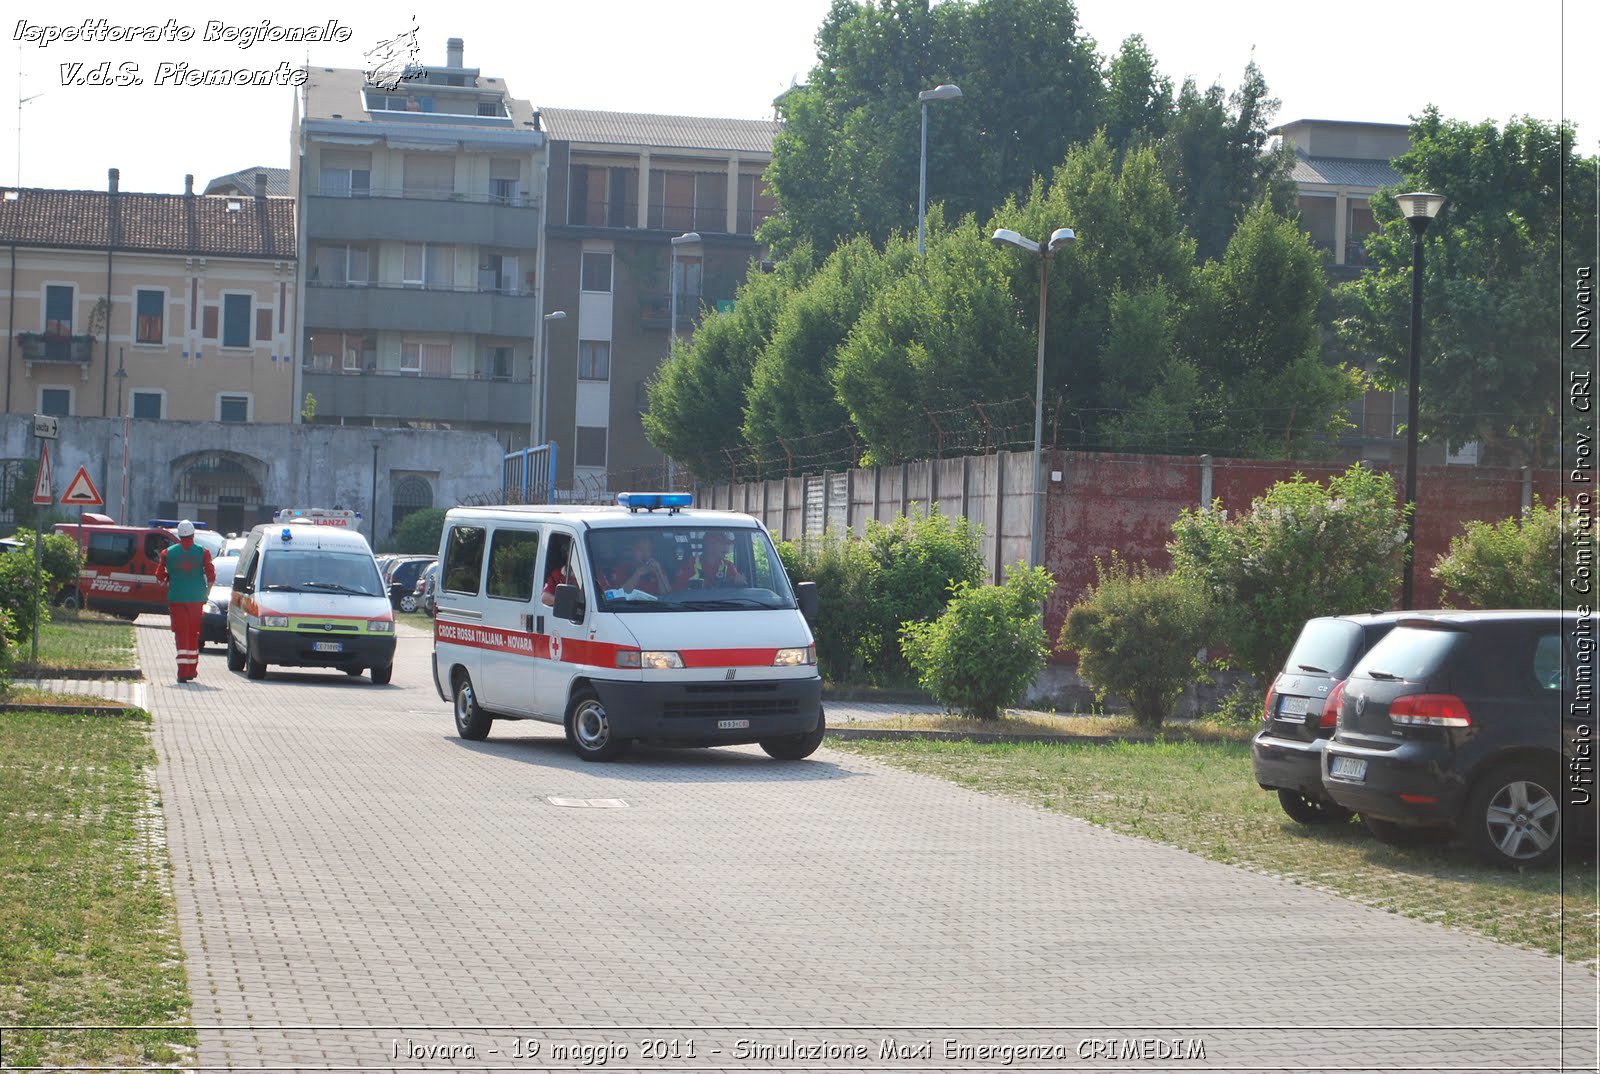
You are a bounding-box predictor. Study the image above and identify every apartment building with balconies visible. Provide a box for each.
[292,38,547,449]
[538,107,778,492]
[0,168,297,425]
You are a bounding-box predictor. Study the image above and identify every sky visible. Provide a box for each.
[2,0,1597,194]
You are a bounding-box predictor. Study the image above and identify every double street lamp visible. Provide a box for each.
[991,226,1077,572]
[917,84,962,255]
[667,231,702,490]
[1396,191,1445,610]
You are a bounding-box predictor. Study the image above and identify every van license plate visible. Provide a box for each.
[313,641,343,653]
[1330,756,1367,781]
[717,719,750,730]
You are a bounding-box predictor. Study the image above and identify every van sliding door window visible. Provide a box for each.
[487,530,540,602]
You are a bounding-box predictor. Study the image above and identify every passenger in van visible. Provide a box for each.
[673,530,746,589]
[606,534,670,596]
[540,556,581,607]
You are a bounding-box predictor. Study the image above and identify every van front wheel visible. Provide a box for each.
[245,631,267,680]
[226,632,245,672]
[566,689,630,762]
[760,707,826,760]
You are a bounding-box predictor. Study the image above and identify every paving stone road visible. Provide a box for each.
[132,620,1595,1073]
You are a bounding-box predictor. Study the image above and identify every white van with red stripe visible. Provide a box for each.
[431,493,823,762]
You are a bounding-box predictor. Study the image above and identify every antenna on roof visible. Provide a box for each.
[16,46,47,186]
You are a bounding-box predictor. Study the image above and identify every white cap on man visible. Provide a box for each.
[176,520,196,537]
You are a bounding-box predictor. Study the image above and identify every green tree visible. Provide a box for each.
[742,235,912,470]
[762,0,1104,257]
[1155,62,1298,262]
[1432,499,1573,609]
[643,261,801,481]
[1059,555,1214,729]
[1168,464,1407,683]
[1335,109,1596,465]
[832,217,1035,463]
[1182,201,1366,456]
[1101,35,1172,148]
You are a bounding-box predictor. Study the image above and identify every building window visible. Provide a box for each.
[650,169,726,233]
[569,164,636,227]
[39,387,71,416]
[403,243,454,288]
[737,173,777,234]
[488,346,513,380]
[318,151,371,197]
[401,341,452,376]
[574,426,608,469]
[391,475,434,532]
[477,100,501,117]
[577,340,611,381]
[133,289,164,344]
[218,394,251,422]
[202,306,218,340]
[313,244,370,285]
[222,294,252,348]
[478,252,520,293]
[44,284,73,336]
[580,251,612,293]
[130,390,164,419]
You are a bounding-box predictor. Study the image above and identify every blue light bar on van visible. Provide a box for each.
[149,519,210,529]
[617,492,693,514]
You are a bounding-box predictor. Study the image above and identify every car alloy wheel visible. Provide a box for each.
[1482,778,1560,863]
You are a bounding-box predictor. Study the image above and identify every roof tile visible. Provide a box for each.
[539,107,777,154]
[0,188,294,258]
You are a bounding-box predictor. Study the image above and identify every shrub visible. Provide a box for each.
[0,608,12,690]
[1432,498,1572,609]
[776,536,878,682]
[9,531,82,600]
[386,508,449,555]
[1058,555,1214,729]
[777,507,982,686]
[0,545,53,644]
[900,564,1055,719]
[1168,463,1406,683]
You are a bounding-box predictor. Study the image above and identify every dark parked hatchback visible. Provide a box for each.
[1253,611,1418,824]
[1322,611,1593,868]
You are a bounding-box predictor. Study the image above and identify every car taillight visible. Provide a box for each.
[1389,693,1471,728]
[1319,680,1346,729]
[1263,685,1277,724]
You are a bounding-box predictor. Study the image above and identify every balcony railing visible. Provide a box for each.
[647,202,729,234]
[306,278,535,297]
[639,292,704,328]
[301,355,524,383]
[317,185,540,208]
[16,333,95,362]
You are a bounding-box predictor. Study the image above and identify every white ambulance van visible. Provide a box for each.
[432,493,823,762]
[226,510,397,683]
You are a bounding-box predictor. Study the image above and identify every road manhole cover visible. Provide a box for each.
[547,797,628,808]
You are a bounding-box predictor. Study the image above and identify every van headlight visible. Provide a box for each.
[615,650,683,669]
[263,615,290,628]
[367,619,394,633]
[773,645,815,666]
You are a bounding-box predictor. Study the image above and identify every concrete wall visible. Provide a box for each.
[0,415,504,545]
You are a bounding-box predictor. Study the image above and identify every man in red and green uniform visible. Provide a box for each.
[156,520,214,683]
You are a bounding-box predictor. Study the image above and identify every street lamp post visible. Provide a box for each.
[667,232,702,490]
[538,310,566,451]
[114,349,128,521]
[918,84,962,256]
[1395,191,1445,610]
[991,226,1077,572]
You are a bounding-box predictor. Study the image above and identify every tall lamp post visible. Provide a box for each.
[991,226,1076,571]
[114,349,128,521]
[538,310,567,452]
[918,84,962,255]
[667,231,702,490]
[1395,191,1445,610]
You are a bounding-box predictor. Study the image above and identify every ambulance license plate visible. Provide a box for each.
[717,719,750,730]
[313,641,344,653]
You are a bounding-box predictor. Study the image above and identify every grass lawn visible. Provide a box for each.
[831,735,1598,965]
[836,709,1255,743]
[396,611,434,632]
[18,614,138,673]
[0,710,194,1069]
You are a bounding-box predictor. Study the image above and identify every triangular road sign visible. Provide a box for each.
[31,443,52,505]
[61,466,104,507]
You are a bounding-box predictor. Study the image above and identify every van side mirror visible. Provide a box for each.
[552,583,582,622]
[795,581,818,621]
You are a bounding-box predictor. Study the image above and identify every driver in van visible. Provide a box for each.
[606,533,670,596]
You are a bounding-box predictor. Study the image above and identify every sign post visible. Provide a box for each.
[61,467,103,616]
[29,435,54,671]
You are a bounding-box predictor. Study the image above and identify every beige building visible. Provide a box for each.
[0,168,297,425]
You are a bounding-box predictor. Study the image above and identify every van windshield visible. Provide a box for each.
[261,550,385,596]
[586,526,796,612]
